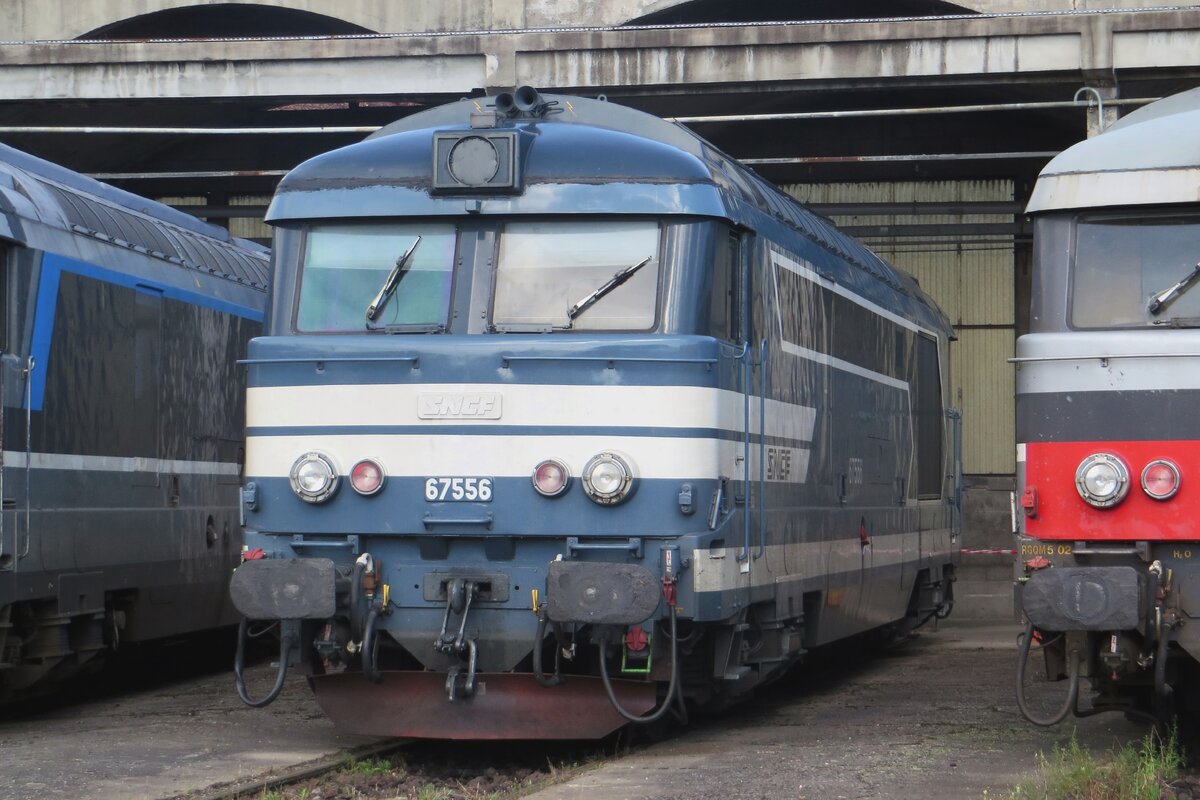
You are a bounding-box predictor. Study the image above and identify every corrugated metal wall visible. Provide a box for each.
[155,195,272,241]
[229,195,272,241]
[783,180,1015,476]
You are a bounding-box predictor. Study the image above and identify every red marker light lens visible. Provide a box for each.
[532,459,570,497]
[1141,460,1180,500]
[350,459,386,496]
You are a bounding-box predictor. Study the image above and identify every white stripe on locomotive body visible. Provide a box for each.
[769,250,921,392]
[770,249,937,338]
[246,384,817,482]
[777,340,910,392]
[691,528,955,593]
[1016,443,1026,464]
[0,450,240,475]
[248,384,814,439]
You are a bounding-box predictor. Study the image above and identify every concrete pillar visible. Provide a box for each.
[1076,82,1120,138]
[1078,14,1120,137]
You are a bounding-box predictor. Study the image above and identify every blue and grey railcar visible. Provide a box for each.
[230,89,959,739]
[0,144,268,699]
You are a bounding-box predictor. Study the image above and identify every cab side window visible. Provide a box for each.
[914,333,944,499]
[709,228,741,342]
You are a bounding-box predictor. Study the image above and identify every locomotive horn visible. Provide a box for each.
[492,92,517,117]
[514,85,544,113]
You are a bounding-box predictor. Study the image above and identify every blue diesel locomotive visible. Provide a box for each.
[230,88,959,739]
[0,145,268,700]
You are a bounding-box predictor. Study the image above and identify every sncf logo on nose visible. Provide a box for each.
[418,392,503,419]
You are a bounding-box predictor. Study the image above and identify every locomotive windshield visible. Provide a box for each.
[492,220,660,331]
[1071,214,1200,327]
[296,223,457,332]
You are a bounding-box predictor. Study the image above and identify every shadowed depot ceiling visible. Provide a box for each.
[0,2,1193,245]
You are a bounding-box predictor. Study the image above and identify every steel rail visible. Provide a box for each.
[166,739,408,800]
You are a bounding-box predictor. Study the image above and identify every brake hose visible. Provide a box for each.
[1155,626,1174,723]
[598,603,681,724]
[533,609,565,687]
[362,606,383,683]
[349,559,367,639]
[234,618,293,708]
[1015,619,1080,726]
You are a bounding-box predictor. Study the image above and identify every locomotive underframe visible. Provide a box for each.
[1016,539,1200,719]
[234,525,955,738]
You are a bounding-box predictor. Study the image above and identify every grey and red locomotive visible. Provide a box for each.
[1016,87,1200,725]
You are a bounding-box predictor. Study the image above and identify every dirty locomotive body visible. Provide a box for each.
[231,89,959,739]
[0,145,268,699]
[1015,88,1200,724]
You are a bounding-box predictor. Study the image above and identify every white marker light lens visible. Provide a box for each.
[289,452,339,504]
[581,452,635,505]
[1075,453,1130,508]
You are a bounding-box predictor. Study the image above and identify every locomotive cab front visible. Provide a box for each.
[1016,90,1200,725]
[232,97,766,738]
[231,89,958,740]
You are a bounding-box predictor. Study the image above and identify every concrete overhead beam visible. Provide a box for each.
[4,0,1193,40]
[1,0,660,41]
[0,9,1196,101]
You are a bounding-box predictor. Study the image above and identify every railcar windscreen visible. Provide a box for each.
[1071,214,1200,327]
[493,220,660,330]
[295,222,457,332]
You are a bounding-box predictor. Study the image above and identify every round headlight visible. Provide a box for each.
[1075,453,1130,508]
[581,452,635,506]
[532,458,571,497]
[1142,459,1181,500]
[350,458,386,496]
[289,451,339,504]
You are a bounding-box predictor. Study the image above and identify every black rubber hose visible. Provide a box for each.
[598,604,681,724]
[1155,627,1174,723]
[362,606,383,683]
[533,611,565,687]
[1015,620,1080,726]
[234,618,292,708]
[349,560,367,639]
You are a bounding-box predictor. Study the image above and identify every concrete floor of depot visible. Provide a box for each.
[525,620,1148,800]
[0,617,1145,800]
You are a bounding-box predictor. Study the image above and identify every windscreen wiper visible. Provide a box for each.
[1148,261,1200,315]
[365,236,422,323]
[566,256,652,321]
